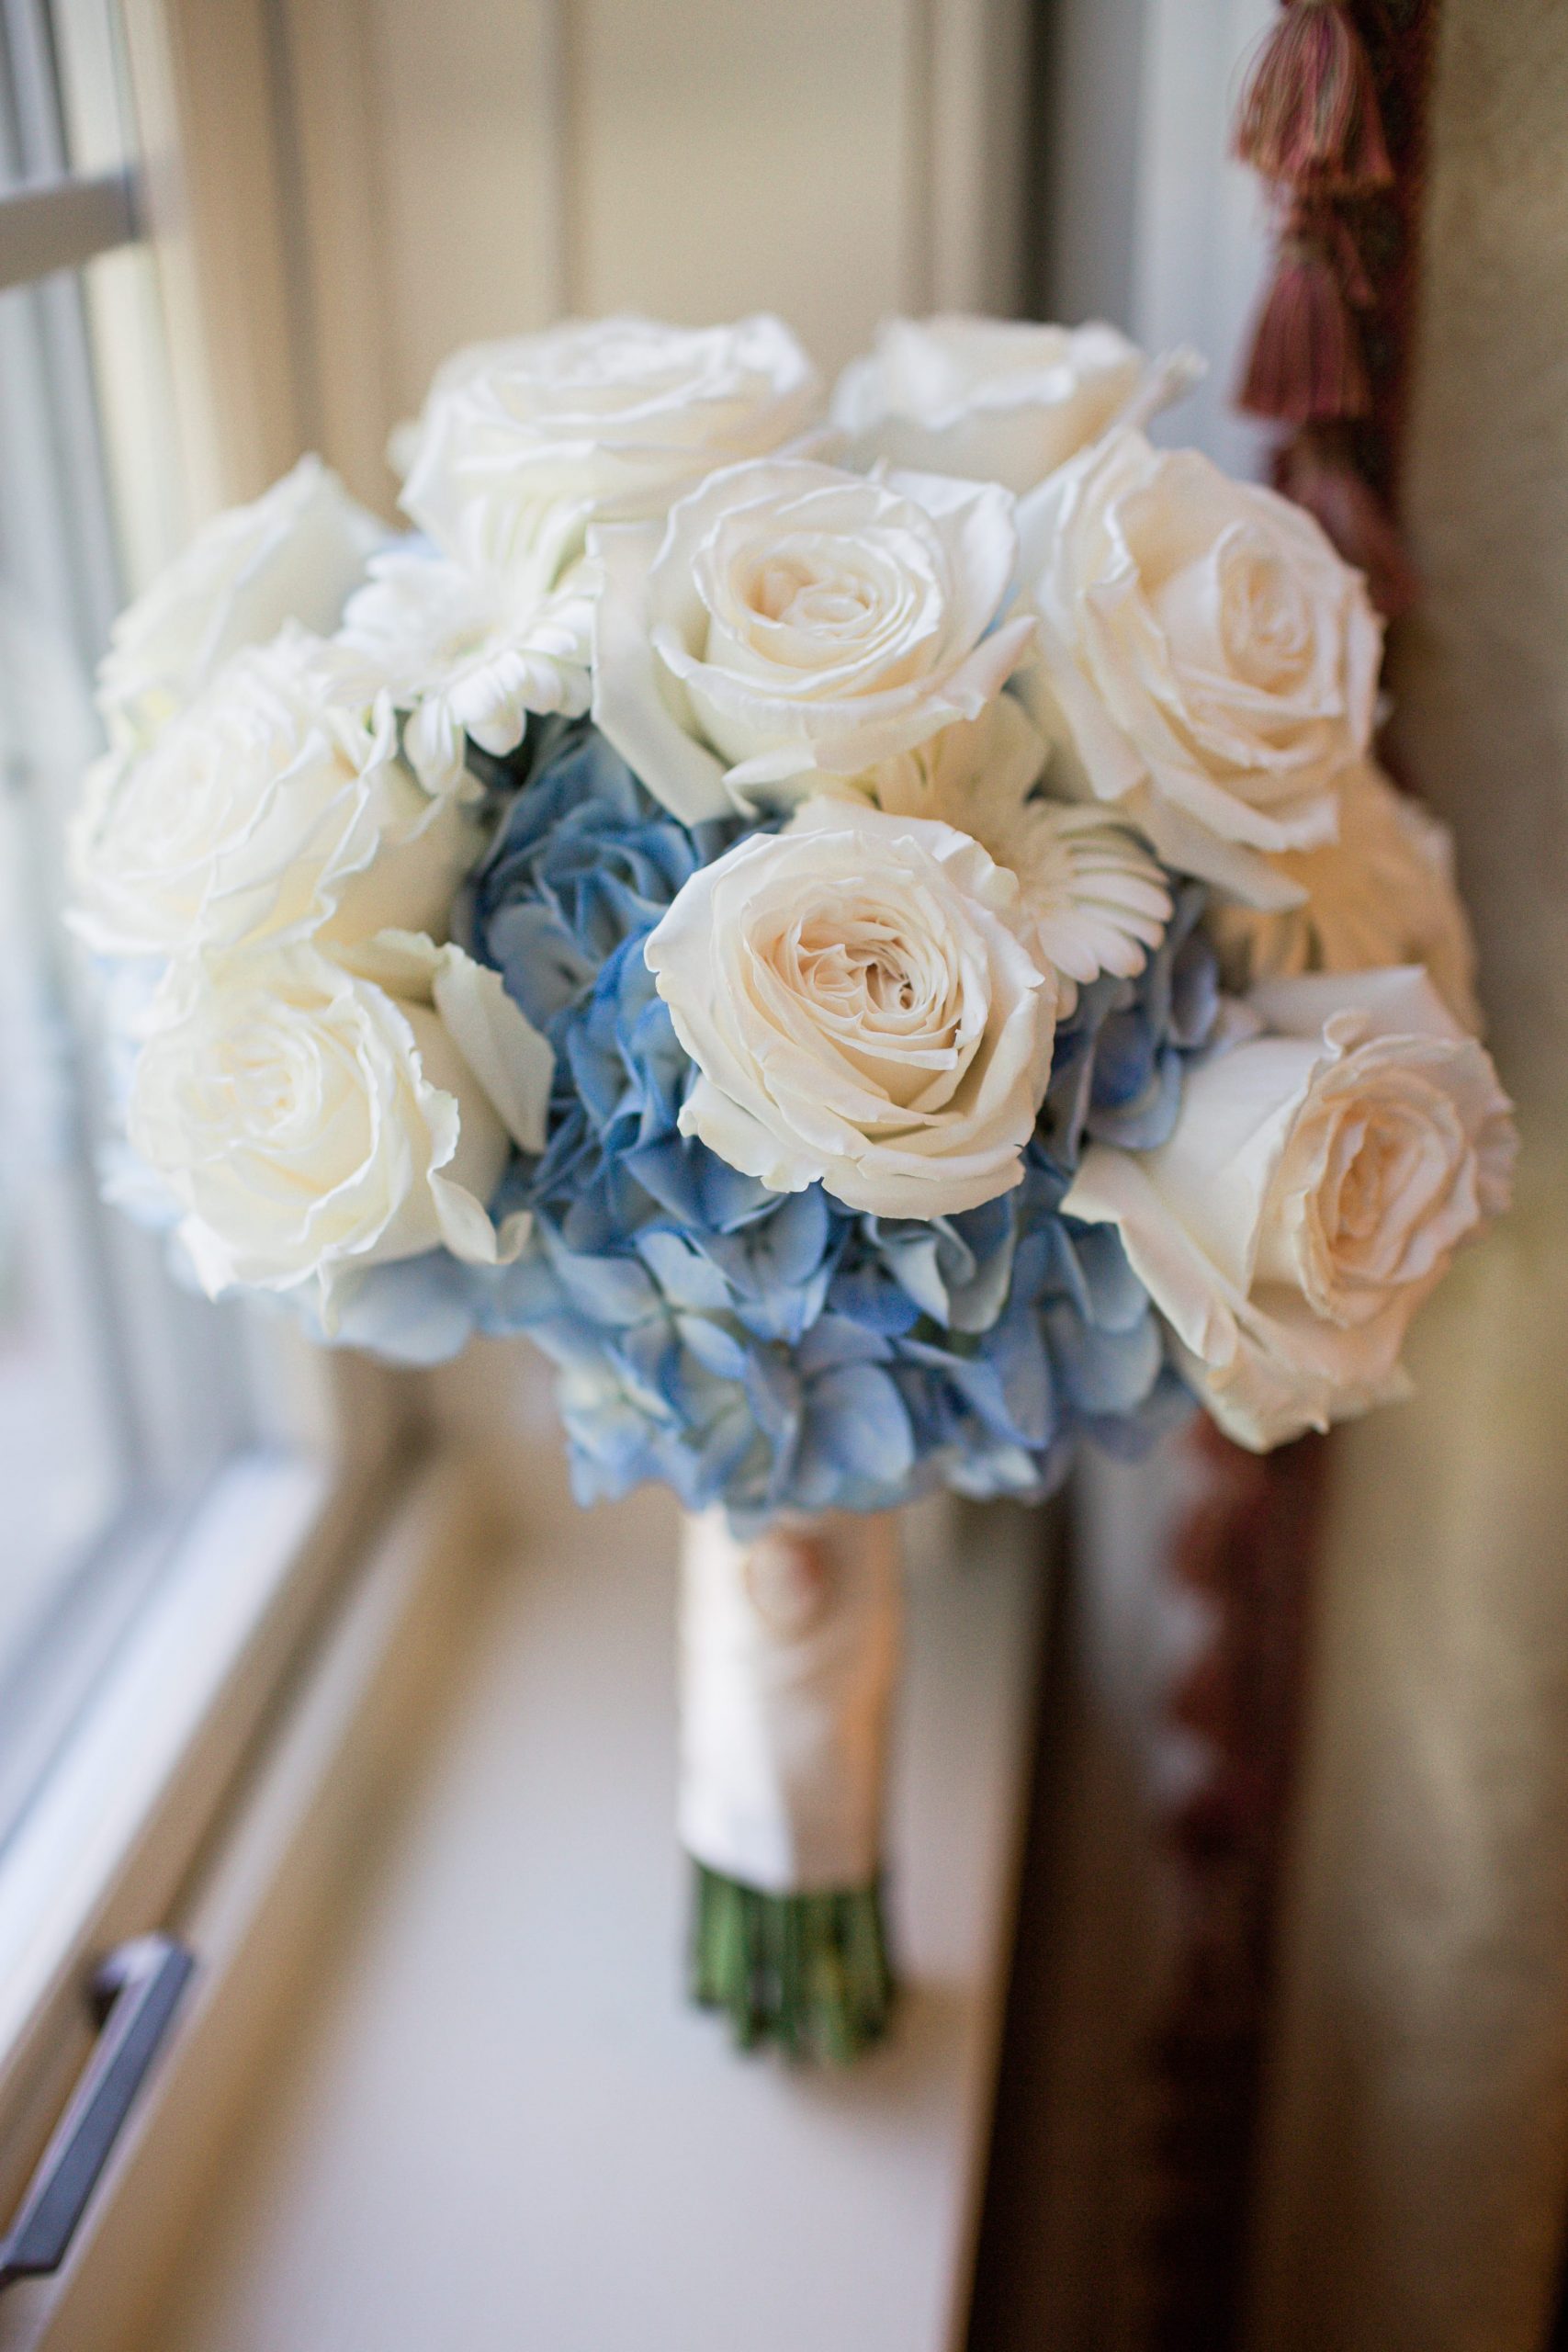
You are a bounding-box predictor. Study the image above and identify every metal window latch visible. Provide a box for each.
[0,1934,194,2293]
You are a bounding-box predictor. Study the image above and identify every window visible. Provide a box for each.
[0,9,403,2205]
[0,0,265,1851]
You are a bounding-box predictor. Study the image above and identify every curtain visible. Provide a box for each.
[1249,5,1568,2344]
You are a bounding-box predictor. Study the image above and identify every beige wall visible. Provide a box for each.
[1251,6,1568,2346]
[276,0,1030,519]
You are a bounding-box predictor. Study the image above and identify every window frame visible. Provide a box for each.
[0,165,137,289]
[0,0,414,2253]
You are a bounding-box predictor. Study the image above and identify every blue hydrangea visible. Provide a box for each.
[1039,881,1220,1175]
[872,1174,1182,1502]
[469,718,740,1031]
[456,719,1196,1523]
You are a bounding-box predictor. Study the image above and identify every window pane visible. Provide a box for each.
[0,11,256,1844]
[0,563,130,1608]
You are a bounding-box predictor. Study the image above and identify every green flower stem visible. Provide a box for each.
[689,1861,896,2064]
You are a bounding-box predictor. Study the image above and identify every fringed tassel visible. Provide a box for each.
[1238,232,1370,424]
[1273,432,1419,616]
[1235,0,1393,193]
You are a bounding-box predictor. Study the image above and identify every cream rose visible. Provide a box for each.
[1207,758,1482,1031]
[129,943,548,1312]
[592,457,1037,824]
[1015,428,1382,907]
[69,629,475,959]
[96,457,383,748]
[399,313,822,574]
[1062,967,1516,1449]
[829,695,1171,1011]
[831,315,1196,493]
[643,799,1055,1217]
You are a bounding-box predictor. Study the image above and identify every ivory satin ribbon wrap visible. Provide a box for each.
[677,1510,901,1895]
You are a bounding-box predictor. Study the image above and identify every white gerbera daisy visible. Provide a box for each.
[340,547,592,796]
[839,695,1171,1012]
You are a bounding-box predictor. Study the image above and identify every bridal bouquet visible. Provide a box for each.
[71,312,1514,2061]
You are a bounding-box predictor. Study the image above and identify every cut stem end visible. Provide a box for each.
[689,1862,897,2065]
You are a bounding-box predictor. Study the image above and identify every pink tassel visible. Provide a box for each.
[1235,0,1393,194]
[1273,435,1419,616]
[1237,236,1370,424]
[1319,204,1375,307]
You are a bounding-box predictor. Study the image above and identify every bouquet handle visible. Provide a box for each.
[678,1510,901,2063]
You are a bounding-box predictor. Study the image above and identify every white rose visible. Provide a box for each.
[69,628,476,959]
[831,315,1198,493]
[1207,757,1482,1031]
[1063,967,1516,1449]
[643,798,1055,1217]
[399,313,822,574]
[1016,427,1382,907]
[338,926,555,1161]
[96,457,383,748]
[128,942,549,1312]
[828,695,1171,1012]
[592,457,1037,824]
[339,544,593,795]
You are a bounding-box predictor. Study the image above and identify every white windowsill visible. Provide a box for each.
[0,1449,332,2116]
[118,1466,1049,2352]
